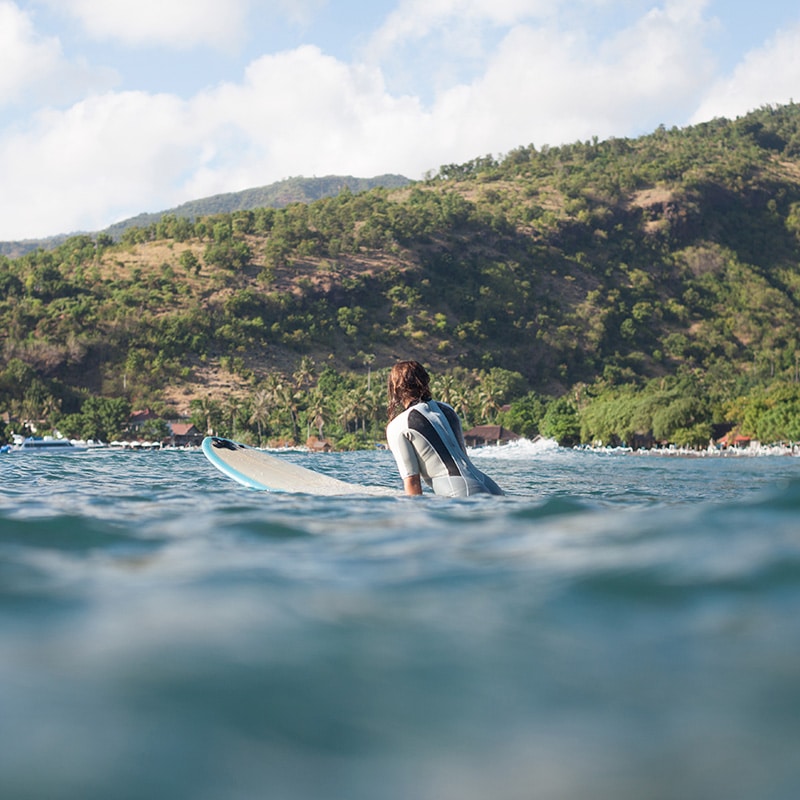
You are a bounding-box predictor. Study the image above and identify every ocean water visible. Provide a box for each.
[1,442,800,800]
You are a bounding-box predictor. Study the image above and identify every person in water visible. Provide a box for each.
[386,360,504,497]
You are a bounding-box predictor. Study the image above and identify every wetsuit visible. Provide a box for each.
[386,401,504,497]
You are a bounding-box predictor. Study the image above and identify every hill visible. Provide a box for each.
[2,104,800,447]
[0,173,411,258]
[0,233,75,259]
[101,173,411,240]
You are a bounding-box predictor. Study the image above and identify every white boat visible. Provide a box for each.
[10,436,86,452]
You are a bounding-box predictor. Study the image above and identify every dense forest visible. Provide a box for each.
[2,103,800,448]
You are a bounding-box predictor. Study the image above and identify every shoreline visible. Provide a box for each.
[578,443,800,458]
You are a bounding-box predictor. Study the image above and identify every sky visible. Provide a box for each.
[2,0,800,241]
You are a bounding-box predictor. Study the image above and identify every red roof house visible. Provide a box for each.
[463,425,520,447]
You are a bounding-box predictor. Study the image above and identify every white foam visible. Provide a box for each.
[467,437,562,460]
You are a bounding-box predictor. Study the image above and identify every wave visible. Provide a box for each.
[467,437,562,460]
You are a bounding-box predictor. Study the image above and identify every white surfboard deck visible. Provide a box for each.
[202,436,399,496]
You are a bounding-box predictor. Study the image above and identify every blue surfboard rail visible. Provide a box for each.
[202,436,400,496]
[201,436,287,491]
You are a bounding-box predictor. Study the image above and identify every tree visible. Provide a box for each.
[476,374,501,423]
[732,382,800,442]
[432,373,457,405]
[337,388,360,434]
[141,419,170,442]
[501,392,549,438]
[221,397,242,439]
[249,389,271,445]
[276,382,300,443]
[293,356,316,391]
[190,396,222,436]
[179,250,201,275]
[357,352,376,391]
[0,359,37,399]
[652,395,710,445]
[451,385,473,429]
[540,398,580,446]
[305,389,328,440]
[361,382,384,434]
[78,396,131,441]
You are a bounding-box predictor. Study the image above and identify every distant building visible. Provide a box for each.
[306,437,333,452]
[463,425,520,447]
[128,408,158,433]
[167,422,203,447]
[718,431,752,448]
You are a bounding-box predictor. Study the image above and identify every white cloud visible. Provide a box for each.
[601,0,713,115]
[0,47,432,238]
[366,0,558,79]
[0,91,197,237]
[0,0,772,241]
[45,0,253,50]
[0,1,66,105]
[691,23,800,123]
[0,1,117,110]
[369,0,554,56]
[428,0,714,156]
[180,46,431,199]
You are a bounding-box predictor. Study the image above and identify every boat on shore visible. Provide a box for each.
[7,436,86,453]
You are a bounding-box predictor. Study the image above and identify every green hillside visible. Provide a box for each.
[2,104,800,448]
[102,173,411,240]
[0,174,411,258]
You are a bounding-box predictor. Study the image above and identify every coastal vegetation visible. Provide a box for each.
[2,103,800,448]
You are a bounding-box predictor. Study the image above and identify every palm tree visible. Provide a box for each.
[432,373,456,406]
[362,381,384,433]
[276,382,300,443]
[452,386,472,429]
[249,389,270,445]
[192,396,220,436]
[222,397,241,438]
[353,390,372,434]
[306,389,328,441]
[477,376,500,423]
[360,352,376,391]
[261,373,299,443]
[293,356,316,391]
[338,389,360,434]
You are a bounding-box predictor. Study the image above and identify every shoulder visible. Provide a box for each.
[387,408,411,436]
[433,401,461,425]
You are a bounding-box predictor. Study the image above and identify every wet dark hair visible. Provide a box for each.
[388,360,432,419]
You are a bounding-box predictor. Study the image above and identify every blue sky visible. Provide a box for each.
[2,0,800,240]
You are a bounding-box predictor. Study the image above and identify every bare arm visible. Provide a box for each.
[403,475,423,496]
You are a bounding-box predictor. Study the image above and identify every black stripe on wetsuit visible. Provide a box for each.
[438,404,463,444]
[407,408,461,478]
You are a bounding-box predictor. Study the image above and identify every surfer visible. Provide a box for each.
[386,360,504,497]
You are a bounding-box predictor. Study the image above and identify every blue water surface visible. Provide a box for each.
[1,443,800,800]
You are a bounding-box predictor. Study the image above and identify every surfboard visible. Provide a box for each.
[201,436,399,496]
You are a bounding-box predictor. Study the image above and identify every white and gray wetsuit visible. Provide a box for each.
[386,401,504,497]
